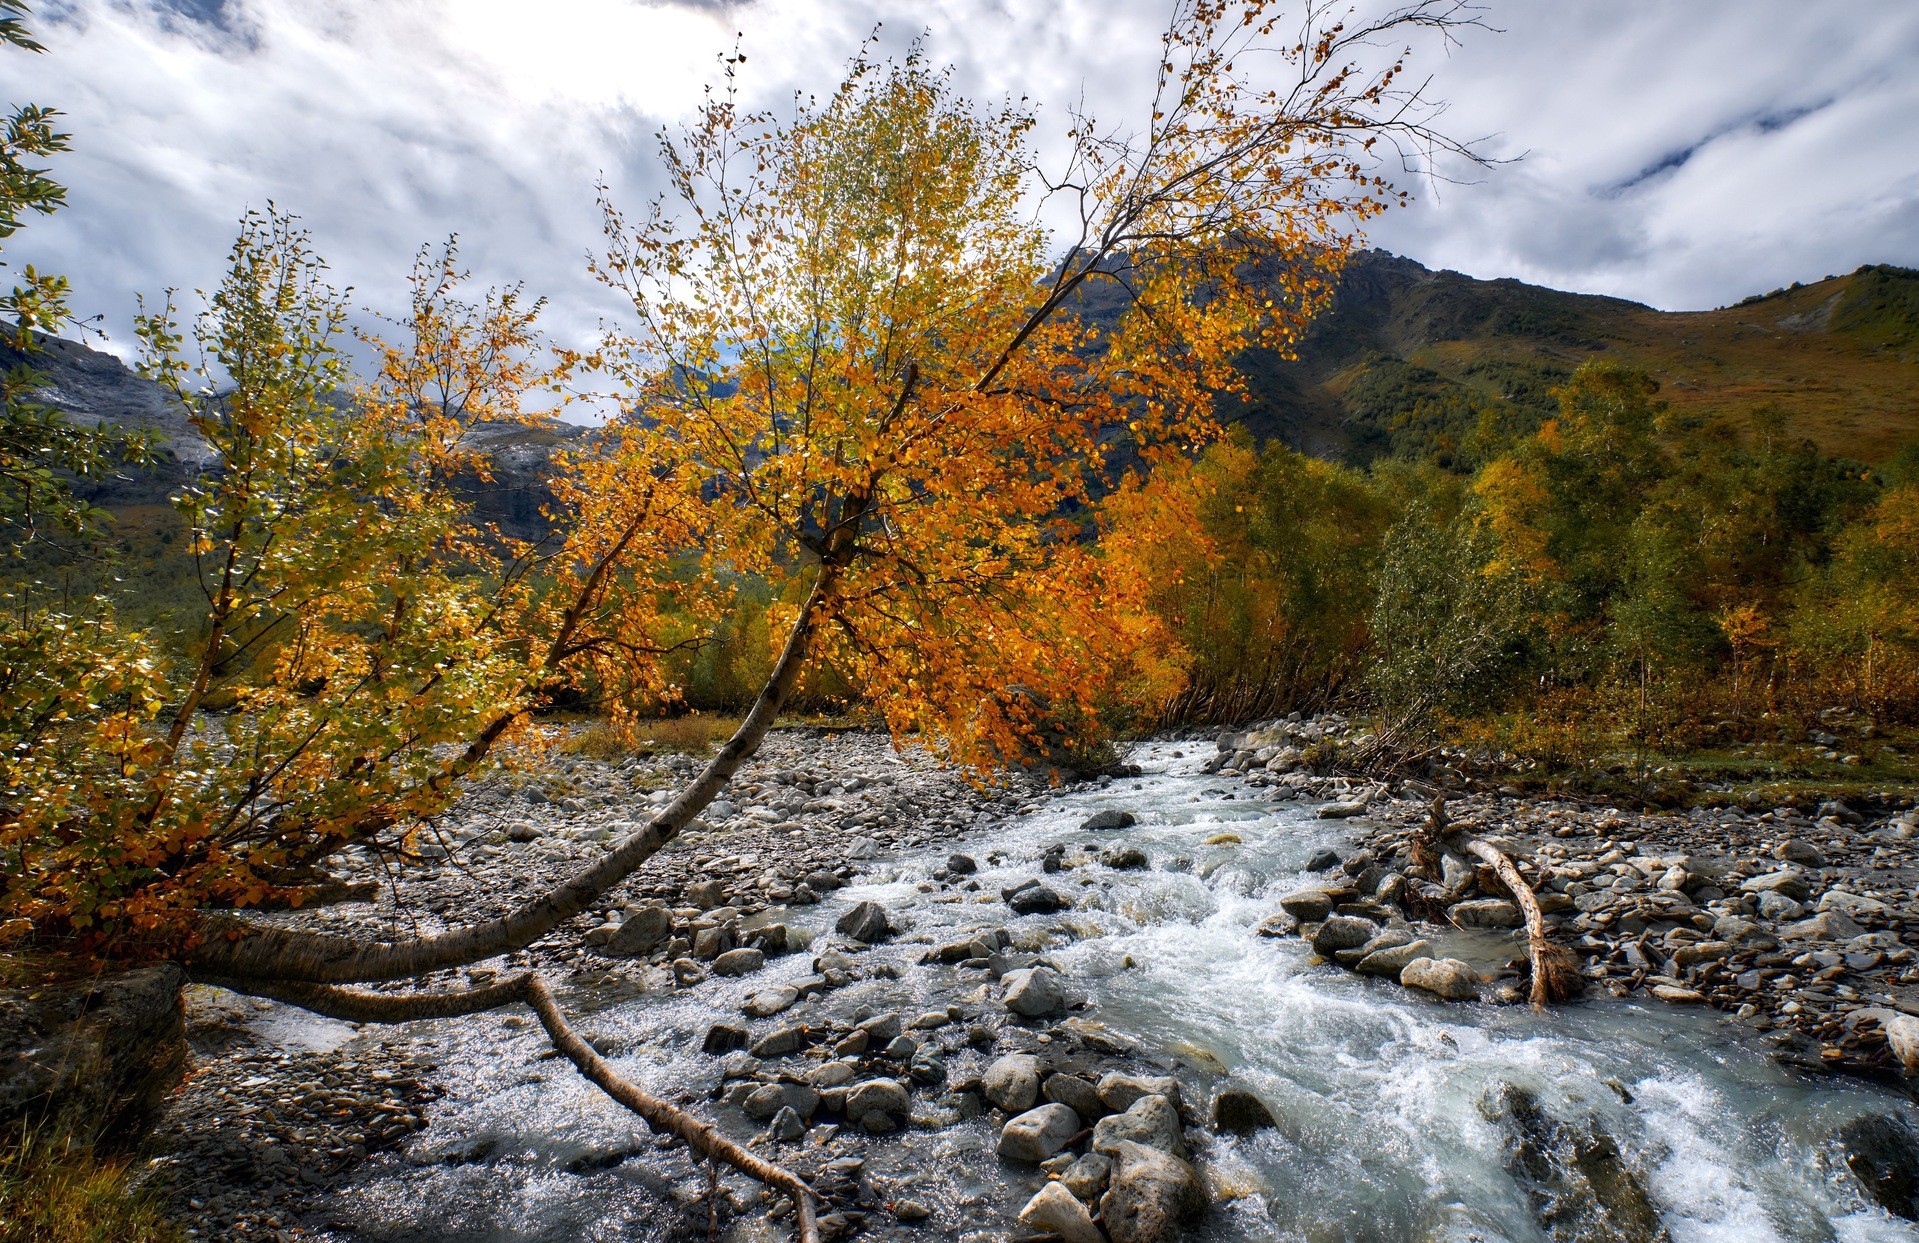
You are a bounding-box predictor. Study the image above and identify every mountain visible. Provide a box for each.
[1229,253,1919,466]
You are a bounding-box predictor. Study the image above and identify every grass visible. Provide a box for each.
[0,1133,182,1243]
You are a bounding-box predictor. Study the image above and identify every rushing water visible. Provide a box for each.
[314,741,1919,1242]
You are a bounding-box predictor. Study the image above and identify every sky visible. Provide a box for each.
[12,0,1919,360]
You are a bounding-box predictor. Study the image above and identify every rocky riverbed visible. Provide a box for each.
[148,723,1919,1242]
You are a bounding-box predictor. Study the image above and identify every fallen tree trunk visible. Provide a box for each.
[212,971,821,1243]
[1455,837,1581,1009]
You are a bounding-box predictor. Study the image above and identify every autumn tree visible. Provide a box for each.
[5,4,1484,1234]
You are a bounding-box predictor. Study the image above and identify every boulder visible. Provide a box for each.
[1400,957,1479,1001]
[1044,1073,1109,1122]
[1311,915,1376,955]
[1098,1071,1181,1113]
[836,900,893,943]
[1354,939,1432,978]
[1819,889,1891,917]
[1884,1014,1919,1076]
[1003,967,1068,1017]
[712,947,766,977]
[947,853,978,875]
[1018,1181,1105,1243]
[1449,899,1522,930]
[982,1054,1041,1113]
[742,986,800,1018]
[1009,884,1070,915]
[602,903,673,957]
[1094,1093,1188,1160]
[1210,1084,1277,1135]
[1780,910,1863,942]
[1835,1112,1919,1220]
[1099,1139,1205,1243]
[1740,869,1812,902]
[1304,848,1341,871]
[998,1102,1081,1163]
[702,1022,749,1054]
[687,878,728,909]
[1081,810,1137,831]
[844,1078,911,1130]
[743,1082,818,1121]
[748,1025,804,1058]
[1773,840,1828,867]
[1278,890,1337,922]
[1101,846,1151,870]
[1317,799,1369,820]
[1479,1081,1665,1242]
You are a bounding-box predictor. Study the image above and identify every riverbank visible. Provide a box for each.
[143,724,1919,1241]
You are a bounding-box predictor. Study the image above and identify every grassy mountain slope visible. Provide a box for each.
[1234,253,1919,466]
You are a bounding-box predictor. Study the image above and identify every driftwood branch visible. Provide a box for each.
[1454,838,1581,1009]
[206,971,821,1243]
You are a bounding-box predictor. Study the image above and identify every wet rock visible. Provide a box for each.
[983,1054,1042,1116]
[1780,910,1863,942]
[1093,1093,1188,1160]
[687,878,728,909]
[767,1105,805,1142]
[1062,1151,1112,1200]
[1834,1113,1919,1220]
[742,986,800,1018]
[1449,898,1522,930]
[1317,799,1369,820]
[1884,1015,1919,1075]
[743,1082,818,1122]
[1399,957,1479,1001]
[1478,1082,1668,1243]
[1101,845,1151,870]
[1003,967,1067,1017]
[808,1061,858,1088]
[1278,889,1336,922]
[749,1025,804,1058]
[1312,915,1377,955]
[1354,939,1432,978]
[1009,884,1070,915]
[1081,810,1137,831]
[1098,1072,1181,1114]
[836,900,893,943]
[602,903,673,957]
[998,1102,1081,1163]
[1210,1084,1277,1135]
[703,1022,749,1055]
[1043,1073,1109,1122]
[857,1012,904,1043]
[1254,911,1298,938]
[1818,889,1890,918]
[672,958,708,986]
[947,853,978,875]
[844,1078,911,1131]
[1773,840,1827,867]
[1018,1181,1104,1243]
[713,947,766,977]
[1305,847,1341,871]
[1740,869,1811,902]
[1204,832,1242,846]
[1099,1139,1205,1243]
[894,1198,933,1223]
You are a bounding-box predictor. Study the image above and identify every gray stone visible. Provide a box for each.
[1098,1071,1181,1113]
[767,1105,805,1142]
[687,878,728,909]
[1017,1181,1105,1243]
[1278,890,1335,922]
[1009,884,1069,915]
[1354,939,1432,978]
[1093,1093,1187,1160]
[1081,810,1137,831]
[742,986,800,1018]
[702,1022,749,1055]
[602,903,672,956]
[1305,847,1341,871]
[1043,1073,1109,1122]
[1317,799,1369,820]
[749,1025,804,1058]
[1311,915,1376,955]
[743,1082,818,1121]
[1211,1084,1277,1135]
[1099,1139,1205,1243]
[998,1102,1081,1163]
[1400,957,1479,1001]
[1834,1113,1919,1220]
[1101,845,1150,870]
[982,1054,1041,1113]
[1061,1151,1112,1200]
[712,947,766,977]
[1449,898,1522,930]
[1003,966,1067,1017]
[947,853,978,875]
[1741,869,1812,902]
[1774,840,1828,867]
[836,900,893,943]
[1781,910,1864,942]
[844,1078,911,1128]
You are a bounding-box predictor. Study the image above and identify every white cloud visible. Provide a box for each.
[10,0,1919,369]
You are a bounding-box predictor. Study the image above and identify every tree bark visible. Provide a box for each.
[1455,837,1581,1009]
[187,562,841,984]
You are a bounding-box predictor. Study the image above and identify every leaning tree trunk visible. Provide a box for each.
[1455,837,1581,1008]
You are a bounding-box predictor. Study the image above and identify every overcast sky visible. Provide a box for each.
[14,0,1919,360]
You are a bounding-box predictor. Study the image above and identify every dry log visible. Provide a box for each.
[208,972,820,1243]
[1455,838,1582,1008]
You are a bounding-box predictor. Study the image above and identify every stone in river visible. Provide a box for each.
[1305,847,1341,871]
[1043,1072,1108,1122]
[1018,1182,1105,1243]
[748,1025,803,1057]
[1399,957,1479,1001]
[1002,966,1067,1017]
[712,947,766,977]
[743,1082,818,1121]
[836,899,893,943]
[702,1022,749,1054]
[1081,810,1137,831]
[844,1078,911,1130]
[742,986,800,1018]
[946,853,978,875]
[602,903,673,957]
[1097,1072,1181,1114]
[1316,800,1369,820]
[1449,898,1522,930]
[1008,884,1069,915]
[1100,1139,1204,1243]
[1211,1084,1277,1135]
[1833,1112,1919,1220]
[1278,889,1336,922]
[997,1102,1080,1163]
[982,1054,1041,1113]
[1652,984,1705,1004]
[687,878,727,909]
[1100,845,1150,870]
[1061,1151,1112,1200]
[1093,1093,1188,1160]
[1354,939,1431,978]
[767,1105,805,1142]
[1311,915,1376,955]
[1740,869,1812,902]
